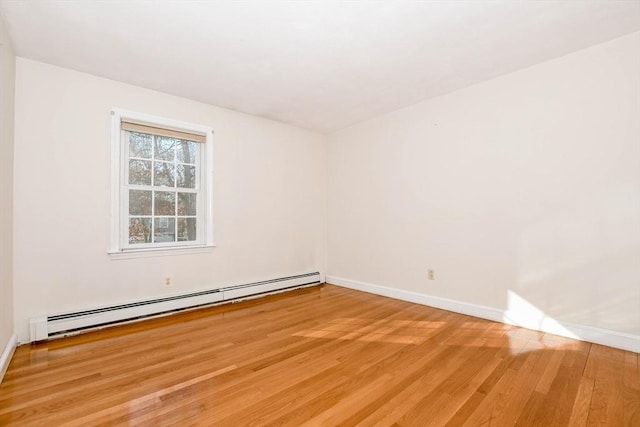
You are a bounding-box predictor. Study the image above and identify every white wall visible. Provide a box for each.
[328,32,640,336]
[0,14,16,373]
[9,31,640,347]
[13,59,327,342]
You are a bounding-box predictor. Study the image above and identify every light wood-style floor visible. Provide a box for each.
[1,284,638,426]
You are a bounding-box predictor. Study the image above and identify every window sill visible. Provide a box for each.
[108,245,215,260]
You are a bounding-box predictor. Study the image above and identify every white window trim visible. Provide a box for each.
[109,108,214,259]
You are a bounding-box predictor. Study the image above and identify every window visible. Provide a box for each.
[110,109,214,258]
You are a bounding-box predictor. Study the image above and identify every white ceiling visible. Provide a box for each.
[1,1,639,133]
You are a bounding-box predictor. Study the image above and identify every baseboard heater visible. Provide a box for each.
[29,272,321,342]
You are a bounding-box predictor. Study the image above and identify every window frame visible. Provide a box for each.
[109,108,214,259]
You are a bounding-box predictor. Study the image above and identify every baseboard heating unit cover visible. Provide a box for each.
[29,272,321,341]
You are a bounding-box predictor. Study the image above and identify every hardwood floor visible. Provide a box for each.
[1,284,638,426]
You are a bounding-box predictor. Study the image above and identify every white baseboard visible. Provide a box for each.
[0,333,17,383]
[27,272,322,342]
[327,275,640,354]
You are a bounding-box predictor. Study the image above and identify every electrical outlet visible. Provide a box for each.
[164,276,172,287]
[428,270,435,280]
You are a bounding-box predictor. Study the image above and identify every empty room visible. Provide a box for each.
[0,0,639,425]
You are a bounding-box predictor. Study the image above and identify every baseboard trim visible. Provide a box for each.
[327,275,640,353]
[0,333,17,383]
[28,272,321,342]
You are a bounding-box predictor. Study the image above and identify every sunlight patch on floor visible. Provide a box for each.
[293,318,446,345]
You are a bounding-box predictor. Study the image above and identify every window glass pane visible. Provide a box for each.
[177,140,197,164]
[178,193,197,216]
[129,190,152,215]
[178,218,197,241]
[154,136,176,161]
[154,191,176,215]
[154,218,176,242]
[129,218,151,244]
[176,165,196,188]
[118,114,210,250]
[128,159,152,185]
[129,132,152,159]
[153,162,175,187]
